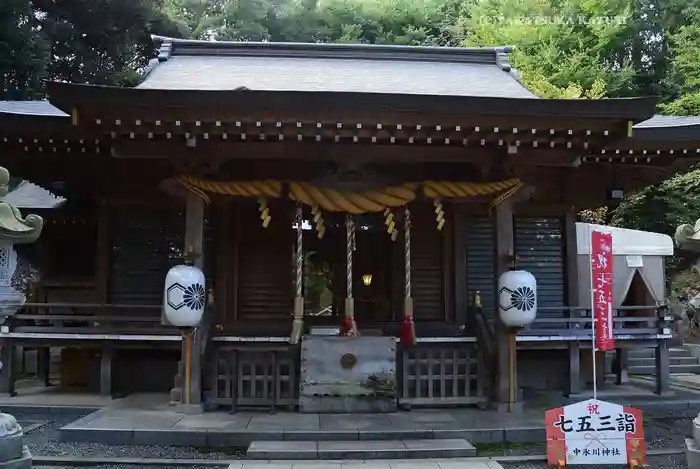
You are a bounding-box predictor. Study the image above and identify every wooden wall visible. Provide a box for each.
[18,154,589,333]
[213,199,456,331]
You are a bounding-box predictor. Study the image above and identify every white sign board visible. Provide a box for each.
[546,399,645,467]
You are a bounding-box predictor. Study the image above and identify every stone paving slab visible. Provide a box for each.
[58,394,548,447]
[226,460,503,469]
[247,439,477,460]
[59,402,547,447]
[0,383,112,409]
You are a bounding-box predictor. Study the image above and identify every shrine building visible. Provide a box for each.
[0,37,698,412]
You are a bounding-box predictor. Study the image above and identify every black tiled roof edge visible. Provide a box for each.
[146,35,527,93]
[0,100,67,117]
[150,35,515,68]
[139,39,174,83]
[633,115,700,141]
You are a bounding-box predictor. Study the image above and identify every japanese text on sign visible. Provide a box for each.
[591,230,614,351]
[545,399,646,467]
[552,411,637,434]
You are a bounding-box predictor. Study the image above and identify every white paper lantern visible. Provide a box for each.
[164,265,206,327]
[498,270,537,328]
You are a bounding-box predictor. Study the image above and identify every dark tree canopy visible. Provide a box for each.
[0,0,185,98]
[0,0,48,99]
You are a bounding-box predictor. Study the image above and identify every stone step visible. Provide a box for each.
[629,364,700,375]
[628,356,699,367]
[628,348,690,359]
[284,428,492,442]
[246,439,477,460]
[227,459,503,469]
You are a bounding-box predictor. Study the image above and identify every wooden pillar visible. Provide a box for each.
[564,212,581,395]
[0,338,16,396]
[494,199,517,411]
[613,348,629,385]
[95,199,111,303]
[185,193,205,406]
[100,344,113,396]
[214,201,231,329]
[655,339,671,395]
[453,204,468,327]
[442,203,455,323]
[38,347,51,387]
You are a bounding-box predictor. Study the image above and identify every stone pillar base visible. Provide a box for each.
[489,400,523,413]
[687,438,700,469]
[0,445,31,469]
[176,403,204,415]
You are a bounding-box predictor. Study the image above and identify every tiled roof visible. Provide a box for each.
[634,115,700,128]
[0,100,67,117]
[633,115,700,140]
[137,36,538,99]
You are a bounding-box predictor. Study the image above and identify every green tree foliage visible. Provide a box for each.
[0,0,48,99]
[4,0,700,101]
[660,92,700,115]
[610,169,700,271]
[164,0,465,45]
[659,10,700,115]
[458,0,700,99]
[1,0,184,97]
[32,0,185,87]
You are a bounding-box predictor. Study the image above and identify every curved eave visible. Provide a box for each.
[47,81,658,121]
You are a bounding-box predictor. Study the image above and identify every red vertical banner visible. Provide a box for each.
[623,405,646,467]
[591,230,615,351]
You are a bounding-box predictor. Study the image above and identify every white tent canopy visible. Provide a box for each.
[575,223,674,308]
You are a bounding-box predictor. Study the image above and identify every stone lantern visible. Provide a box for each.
[0,166,64,468]
[0,176,44,323]
[676,219,700,468]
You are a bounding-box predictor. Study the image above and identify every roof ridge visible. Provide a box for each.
[150,35,514,65]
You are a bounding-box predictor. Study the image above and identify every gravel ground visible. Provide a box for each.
[497,407,698,469]
[18,412,240,461]
[34,467,226,469]
[12,407,700,469]
[502,454,687,469]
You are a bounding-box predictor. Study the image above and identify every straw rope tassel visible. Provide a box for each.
[342,214,358,336]
[290,206,305,344]
[401,206,416,345]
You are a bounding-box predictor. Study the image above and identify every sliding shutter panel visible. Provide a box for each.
[514,217,565,328]
[466,216,496,317]
[110,207,184,305]
[411,205,445,321]
[236,202,293,320]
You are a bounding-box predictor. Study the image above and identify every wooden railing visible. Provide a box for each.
[0,303,180,397]
[209,343,299,411]
[520,304,672,339]
[5,303,178,336]
[467,293,495,402]
[398,340,489,407]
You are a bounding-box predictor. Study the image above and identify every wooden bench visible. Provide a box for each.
[518,304,672,344]
[0,303,181,397]
[516,304,673,395]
